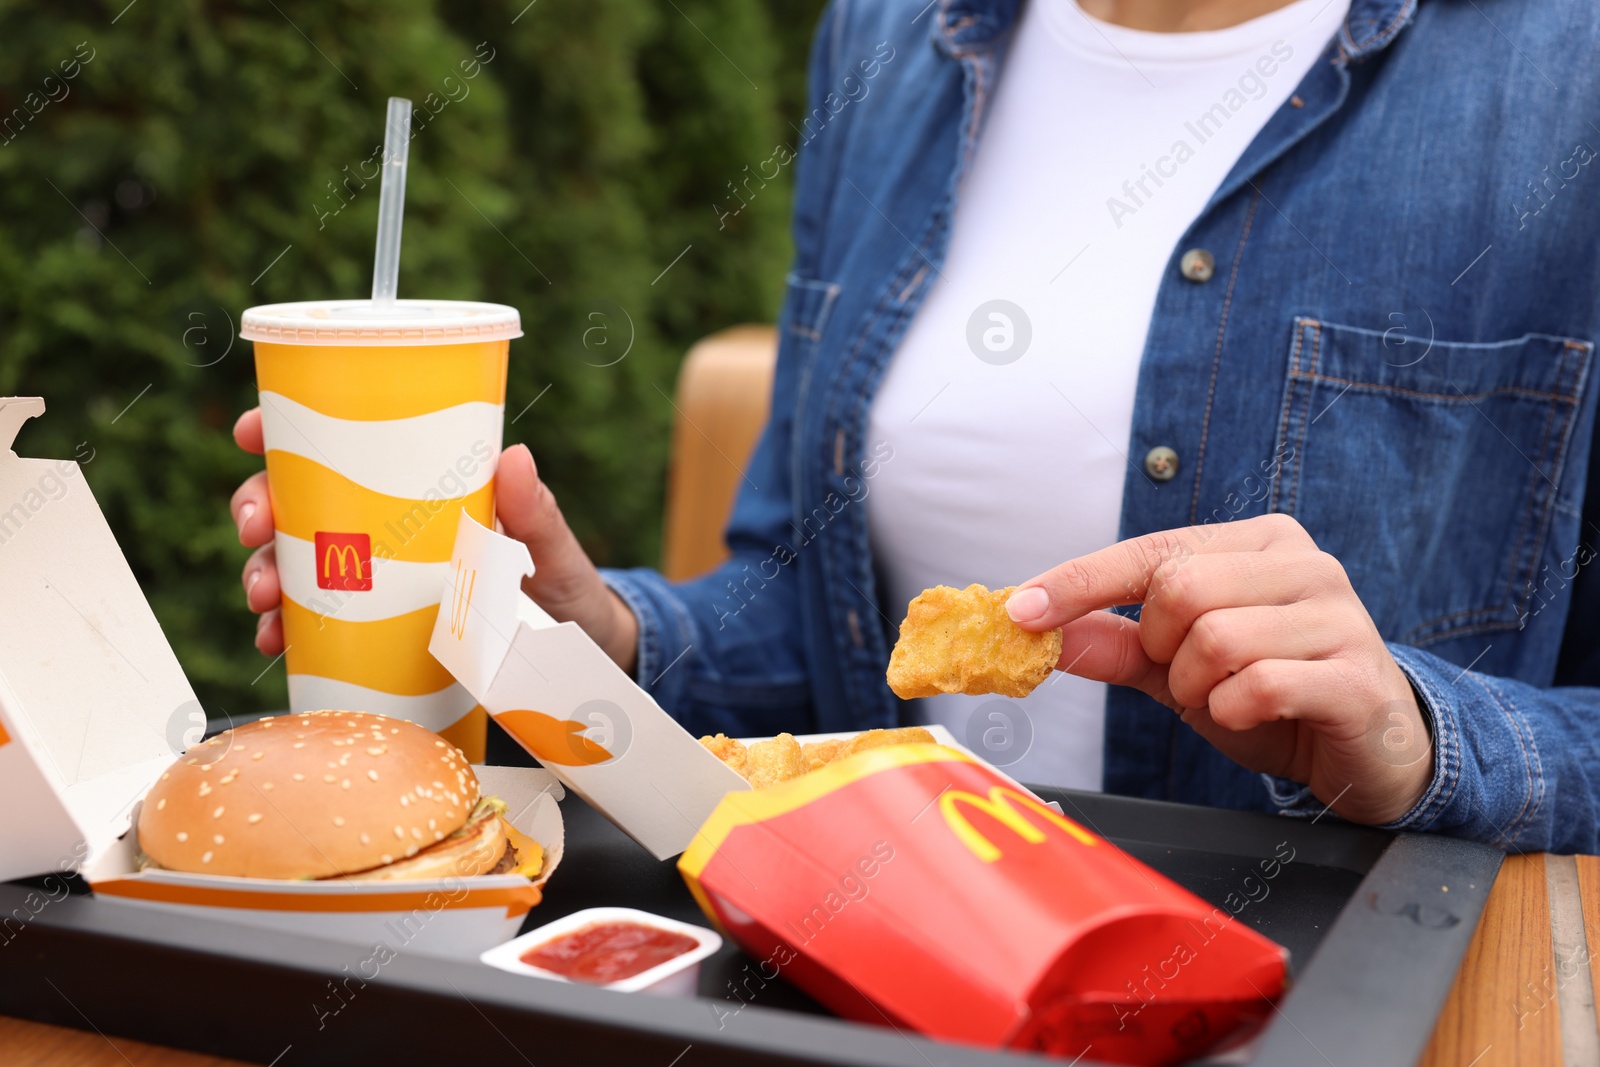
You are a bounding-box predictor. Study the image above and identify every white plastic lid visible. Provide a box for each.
[240,299,523,346]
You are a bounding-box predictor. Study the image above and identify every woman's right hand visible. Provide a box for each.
[231,408,639,674]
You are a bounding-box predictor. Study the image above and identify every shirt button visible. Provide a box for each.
[1179,248,1215,282]
[1144,446,1179,481]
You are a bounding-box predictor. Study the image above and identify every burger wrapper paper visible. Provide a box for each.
[679,744,1288,1066]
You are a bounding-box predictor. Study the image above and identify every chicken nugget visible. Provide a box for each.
[886,584,1061,699]
[843,726,938,756]
[800,738,848,771]
[744,732,808,789]
[700,734,749,779]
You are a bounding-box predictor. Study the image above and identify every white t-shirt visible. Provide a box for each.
[866,0,1350,787]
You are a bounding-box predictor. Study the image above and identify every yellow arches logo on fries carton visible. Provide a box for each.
[0,398,563,959]
[939,784,1098,862]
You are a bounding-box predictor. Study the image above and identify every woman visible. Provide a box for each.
[232,0,1600,852]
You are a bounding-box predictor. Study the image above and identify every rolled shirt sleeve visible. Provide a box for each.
[1257,644,1600,853]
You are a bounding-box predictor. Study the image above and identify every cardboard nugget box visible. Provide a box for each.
[0,398,562,960]
[428,510,750,860]
[678,744,1290,1067]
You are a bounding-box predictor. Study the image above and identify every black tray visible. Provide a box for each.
[0,759,1500,1067]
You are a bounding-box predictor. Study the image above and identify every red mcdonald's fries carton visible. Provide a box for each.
[678,744,1288,1066]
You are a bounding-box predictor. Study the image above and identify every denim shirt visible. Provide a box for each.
[603,0,1600,853]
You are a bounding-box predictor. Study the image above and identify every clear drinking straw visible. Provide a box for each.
[370,97,412,305]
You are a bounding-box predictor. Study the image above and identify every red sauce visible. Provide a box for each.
[521,921,699,985]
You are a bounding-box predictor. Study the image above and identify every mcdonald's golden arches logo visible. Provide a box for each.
[314,531,372,591]
[449,557,477,640]
[939,785,1098,863]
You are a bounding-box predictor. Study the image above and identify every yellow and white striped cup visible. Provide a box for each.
[240,299,521,761]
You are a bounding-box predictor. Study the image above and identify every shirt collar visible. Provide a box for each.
[932,0,1022,55]
[933,0,1417,59]
[1340,0,1417,58]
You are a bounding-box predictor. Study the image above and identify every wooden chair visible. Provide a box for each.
[660,325,779,582]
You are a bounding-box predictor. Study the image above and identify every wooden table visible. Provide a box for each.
[1418,853,1600,1067]
[2,852,1593,1066]
[0,1015,250,1066]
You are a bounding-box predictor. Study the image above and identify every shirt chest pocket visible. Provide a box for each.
[1270,317,1593,647]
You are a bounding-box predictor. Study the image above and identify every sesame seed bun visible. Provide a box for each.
[331,799,507,881]
[138,710,488,880]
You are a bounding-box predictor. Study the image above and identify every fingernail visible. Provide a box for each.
[1006,586,1049,623]
[235,501,256,537]
[255,613,271,648]
[245,570,261,598]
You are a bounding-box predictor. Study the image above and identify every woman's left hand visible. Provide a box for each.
[1005,513,1433,825]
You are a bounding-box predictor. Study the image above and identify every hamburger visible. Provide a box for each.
[137,709,542,881]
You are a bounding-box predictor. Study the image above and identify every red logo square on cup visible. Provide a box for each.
[315,532,373,591]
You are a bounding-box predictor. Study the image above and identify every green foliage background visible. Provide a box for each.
[0,0,825,720]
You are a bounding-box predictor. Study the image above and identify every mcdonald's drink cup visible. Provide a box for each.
[241,299,521,762]
[679,744,1289,1067]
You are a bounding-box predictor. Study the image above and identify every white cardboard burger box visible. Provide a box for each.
[0,397,564,960]
[426,510,1052,861]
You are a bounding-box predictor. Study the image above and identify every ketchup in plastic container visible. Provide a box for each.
[520,921,699,985]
